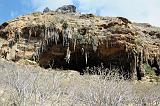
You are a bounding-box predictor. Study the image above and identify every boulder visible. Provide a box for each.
[43,7,51,13]
[56,5,76,13]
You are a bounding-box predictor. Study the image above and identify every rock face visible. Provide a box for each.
[0,5,159,79]
[43,7,51,13]
[56,5,76,13]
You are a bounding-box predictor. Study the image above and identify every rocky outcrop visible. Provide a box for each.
[43,7,51,13]
[0,5,159,79]
[56,5,76,13]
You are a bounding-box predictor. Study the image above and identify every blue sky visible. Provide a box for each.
[0,0,160,26]
[0,0,34,23]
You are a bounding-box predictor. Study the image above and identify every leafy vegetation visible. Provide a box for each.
[144,63,156,76]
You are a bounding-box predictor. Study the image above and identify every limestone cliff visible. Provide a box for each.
[0,5,159,79]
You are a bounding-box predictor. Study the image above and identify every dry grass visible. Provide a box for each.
[0,58,160,106]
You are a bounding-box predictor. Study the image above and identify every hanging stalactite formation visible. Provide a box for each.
[2,23,159,79]
[0,7,159,80]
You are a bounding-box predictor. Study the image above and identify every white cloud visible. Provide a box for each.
[76,0,160,26]
[31,0,160,26]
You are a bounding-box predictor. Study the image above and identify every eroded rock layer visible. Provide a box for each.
[0,5,159,79]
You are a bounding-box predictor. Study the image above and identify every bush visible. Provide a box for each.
[144,63,156,76]
[0,59,160,106]
[62,22,68,29]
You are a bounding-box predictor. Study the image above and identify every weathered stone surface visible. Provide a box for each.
[43,7,51,13]
[0,5,159,79]
[56,5,76,13]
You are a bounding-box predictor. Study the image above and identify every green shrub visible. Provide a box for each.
[144,63,155,76]
[62,22,68,29]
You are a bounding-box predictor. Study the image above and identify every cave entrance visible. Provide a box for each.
[100,51,134,79]
[39,48,134,79]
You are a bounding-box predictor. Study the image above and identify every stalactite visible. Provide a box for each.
[62,29,64,46]
[29,29,32,42]
[51,30,54,43]
[57,33,60,44]
[48,28,51,38]
[142,48,147,63]
[85,52,88,65]
[127,53,129,60]
[47,38,50,46]
[41,29,44,38]
[68,28,72,39]
[43,28,45,39]
[46,39,48,46]
[93,45,97,52]
[81,47,84,55]
[47,39,49,47]
[49,29,51,38]
[92,36,98,52]
[125,44,128,52]
[50,29,52,38]
[47,28,50,38]
[40,45,43,53]
[52,31,56,42]
[34,28,36,37]
[66,28,70,47]
[62,29,66,46]
[45,28,47,39]
[73,39,76,51]
[54,31,59,45]
[50,29,53,39]
[37,48,40,57]
[65,47,71,63]
[42,44,45,52]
